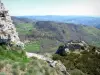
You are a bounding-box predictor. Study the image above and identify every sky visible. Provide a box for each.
[1,0,100,16]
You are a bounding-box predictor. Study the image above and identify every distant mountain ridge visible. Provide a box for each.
[12,17,100,49]
[14,15,100,28]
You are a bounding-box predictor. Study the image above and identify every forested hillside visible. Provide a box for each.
[12,17,100,53]
[17,16,100,28]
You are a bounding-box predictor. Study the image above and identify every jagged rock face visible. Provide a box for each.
[0,1,24,48]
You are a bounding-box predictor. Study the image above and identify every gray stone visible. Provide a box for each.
[0,0,24,48]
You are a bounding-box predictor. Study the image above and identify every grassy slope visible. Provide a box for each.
[81,26,100,46]
[15,23,60,53]
[0,45,64,75]
[34,21,100,47]
[15,22,41,52]
[16,23,34,35]
[25,41,40,53]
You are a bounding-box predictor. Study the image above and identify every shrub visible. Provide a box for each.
[53,45,100,75]
[0,72,6,75]
[12,63,19,69]
[0,61,5,70]
[19,63,26,71]
[70,69,86,75]
[52,54,61,60]
[12,69,20,75]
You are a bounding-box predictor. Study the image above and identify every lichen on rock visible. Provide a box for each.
[0,0,24,48]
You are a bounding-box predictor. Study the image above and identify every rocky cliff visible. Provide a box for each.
[0,1,69,75]
[0,0,24,48]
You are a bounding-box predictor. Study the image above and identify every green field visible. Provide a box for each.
[25,41,40,53]
[16,23,34,35]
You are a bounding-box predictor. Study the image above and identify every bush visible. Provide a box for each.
[0,61,5,70]
[70,69,86,75]
[19,63,26,71]
[53,45,100,75]
[52,54,61,60]
[0,72,6,75]
[12,69,20,75]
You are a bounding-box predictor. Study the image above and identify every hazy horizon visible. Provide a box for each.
[2,0,100,17]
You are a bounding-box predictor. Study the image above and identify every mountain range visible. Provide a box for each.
[11,16,100,53]
[16,15,100,28]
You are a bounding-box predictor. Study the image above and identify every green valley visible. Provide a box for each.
[12,17,100,53]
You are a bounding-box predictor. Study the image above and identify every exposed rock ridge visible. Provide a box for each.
[26,52,70,75]
[0,0,24,48]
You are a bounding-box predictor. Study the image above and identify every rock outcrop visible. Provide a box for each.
[56,41,88,55]
[67,41,88,50]
[0,0,24,48]
[26,52,70,75]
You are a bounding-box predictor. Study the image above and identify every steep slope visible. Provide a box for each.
[34,21,100,47]
[0,44,69,75]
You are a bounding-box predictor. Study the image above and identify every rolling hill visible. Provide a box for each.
[11,16,100,53]
[16,16,100,28]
